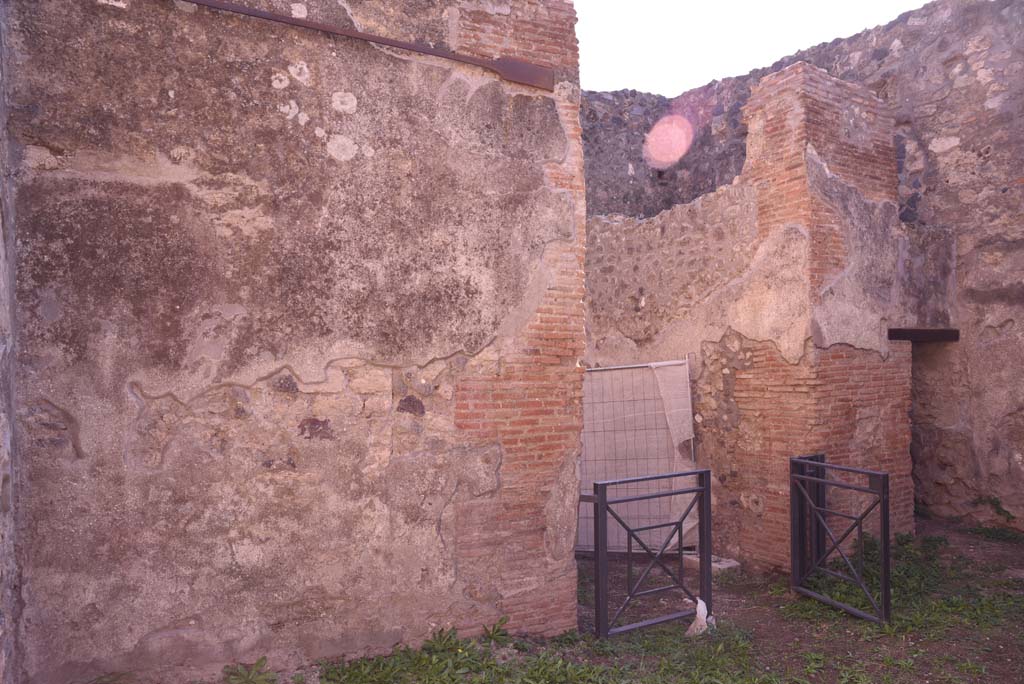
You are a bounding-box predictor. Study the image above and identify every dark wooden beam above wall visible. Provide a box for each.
[887,328,960,342]
[176,0,556,91]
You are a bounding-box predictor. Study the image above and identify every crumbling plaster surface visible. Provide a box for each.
[583,0,1024,529]
[2,1,582,682]
[586,183,812,365]
[805,147,941,353]
[586,102,926,368]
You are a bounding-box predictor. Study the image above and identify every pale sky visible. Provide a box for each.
[576,0,929,96]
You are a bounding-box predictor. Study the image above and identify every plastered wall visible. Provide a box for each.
[0,1,585,682]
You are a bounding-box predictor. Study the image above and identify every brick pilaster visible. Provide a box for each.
[452,0,584,636]
[733,64,913,569]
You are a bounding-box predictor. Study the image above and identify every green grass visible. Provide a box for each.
[781,533,1024,641]
[966,526,1024,544]
[313,622,827,684]
[801,652,824,677]
[971,496,1016,522]
[223,657,277,684]
[317,628,619,684]
[482,616,513,647]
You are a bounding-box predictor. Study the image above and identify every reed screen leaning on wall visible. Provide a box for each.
[577,361,696,552]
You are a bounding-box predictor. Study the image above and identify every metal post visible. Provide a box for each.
[626,531,633,599]
[876,472,892,623]
[594,482,610,638]
[677,520,684,592]
[808,454,827,568]
[789,458,805,588]
[698,470,713,615]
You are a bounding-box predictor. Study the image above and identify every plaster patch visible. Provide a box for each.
[172,0,197,11]
[24,145,62,170]
[298,112,310,126]
[314,127,326,139]
[985,92,1007,110]
[331,91,358,114]
[271,72,290,90]
[290,3,308,18]
[288,61,312,86]
[326,135,359,162]
[928,136,960,154]
[97,0,127,7]
[169,146,193,163]
[278,100,299,120]
[462,1,511,15]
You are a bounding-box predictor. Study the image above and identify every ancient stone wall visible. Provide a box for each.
[586,63,919,567]
[583,0,1024,530]
[0,1,584,682]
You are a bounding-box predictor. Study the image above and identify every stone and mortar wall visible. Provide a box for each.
[586,64,918,568]
[1,1,584,682]
[582,0,1024,530]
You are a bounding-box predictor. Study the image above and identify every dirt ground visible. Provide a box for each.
[574,517,1024,683]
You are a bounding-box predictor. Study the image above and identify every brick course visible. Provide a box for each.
[456,0,579,78]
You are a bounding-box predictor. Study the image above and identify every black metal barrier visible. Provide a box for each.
[590,470,712,637]
[790,454,891,623]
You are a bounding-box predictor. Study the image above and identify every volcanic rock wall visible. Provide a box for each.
[583,0,1024,531]
[0,1,584,682]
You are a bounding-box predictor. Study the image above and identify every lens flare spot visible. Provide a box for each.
[642,114,694,170]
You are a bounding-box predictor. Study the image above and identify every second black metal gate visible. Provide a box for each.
[591,470,712,637]
[790,454,891,623]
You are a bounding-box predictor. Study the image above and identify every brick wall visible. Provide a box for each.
[729,340,820,567]
[815,345,915,539]
[738,64,913,567]
[452,237,585,636]
[453,0,585,637]
[743,63,898,290]
[455,0,579,78]
[730,342,913,569]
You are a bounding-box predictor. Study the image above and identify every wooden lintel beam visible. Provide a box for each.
[887,328,960,342]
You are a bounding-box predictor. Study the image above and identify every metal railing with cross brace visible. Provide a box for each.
[591,470,712,637]
[790,454,892,623]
